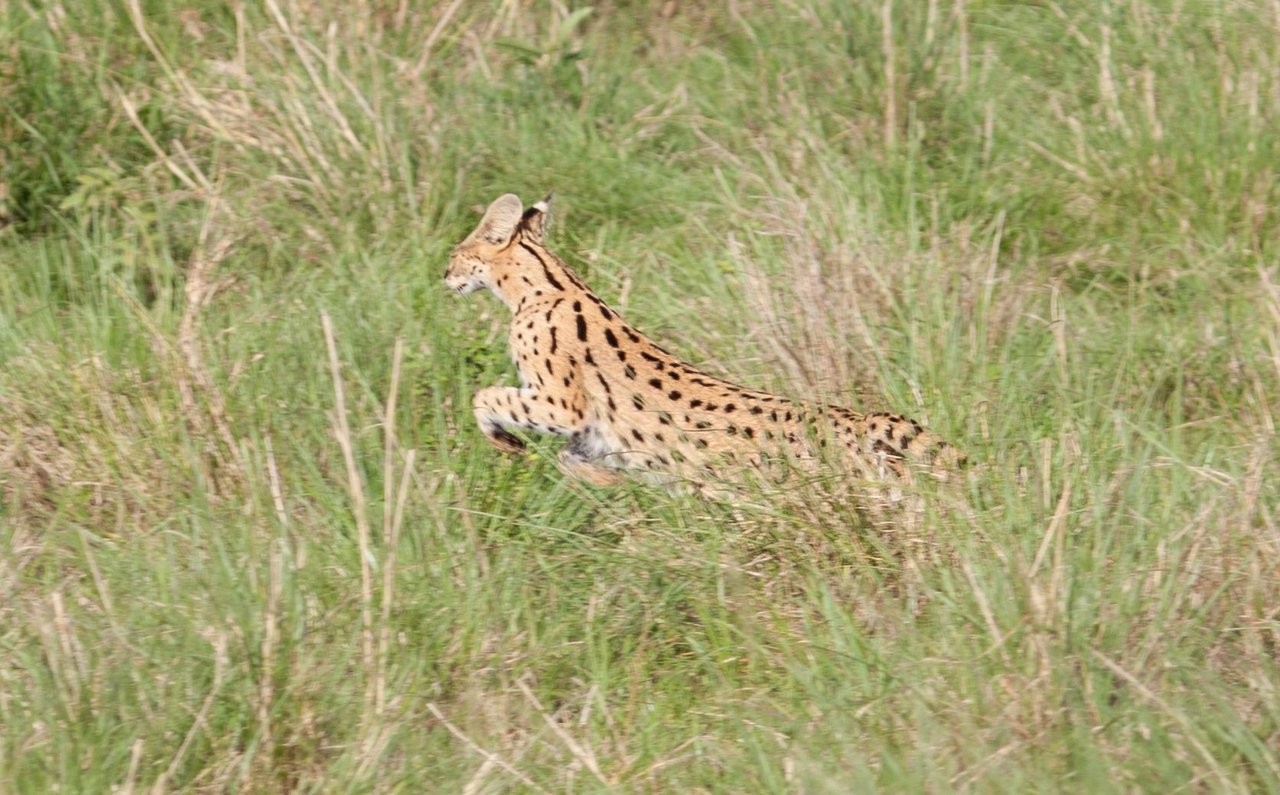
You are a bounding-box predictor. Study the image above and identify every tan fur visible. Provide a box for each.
[445,193,964,496]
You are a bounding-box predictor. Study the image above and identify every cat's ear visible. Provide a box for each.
[520,193,554,242]
[469,194,523,245]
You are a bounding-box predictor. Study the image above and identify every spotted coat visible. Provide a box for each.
[445,193,964,493]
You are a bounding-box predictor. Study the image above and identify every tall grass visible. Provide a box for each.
[2,1,1277,791]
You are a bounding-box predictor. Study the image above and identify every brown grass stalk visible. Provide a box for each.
[150,630,229,794]
[321,312,376,719]
[1091,650,1231,790]
[255,543,283,771]
[177,198,246,491]
[410,0,467,79]
[426,702,549,794]
[263,0,362,155]
[517,675,609,786]
[376,337,410,719]
[881,0,897,149]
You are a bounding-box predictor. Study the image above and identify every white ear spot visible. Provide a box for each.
[524,193,554,240]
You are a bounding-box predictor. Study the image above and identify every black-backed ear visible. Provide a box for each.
[469,194,523,245]
[520,193,554,243]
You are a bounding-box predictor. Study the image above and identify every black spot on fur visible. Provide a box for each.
[575,314,587,341]
[872,439,904,460]
[522,243,564,289]
[668,390,682,401]
[604,328,619,348]
[648,378,663,389]
[492,429,524,450]
[624,365,636,379]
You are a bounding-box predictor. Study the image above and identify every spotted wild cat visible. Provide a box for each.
[445,193,963,496]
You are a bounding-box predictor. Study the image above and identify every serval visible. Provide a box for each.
[445,193,963,499]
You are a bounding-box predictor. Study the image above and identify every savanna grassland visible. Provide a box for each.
[2,1,1279,791]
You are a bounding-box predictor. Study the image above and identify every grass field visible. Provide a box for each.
[2,1,1279,791]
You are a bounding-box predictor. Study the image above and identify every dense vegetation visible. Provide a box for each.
[2,1,1277,791]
